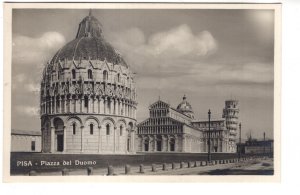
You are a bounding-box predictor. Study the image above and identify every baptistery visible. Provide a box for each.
[40,11,137,154]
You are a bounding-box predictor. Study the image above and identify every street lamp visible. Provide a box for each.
[238,123,241,160]
[207,109,211,162]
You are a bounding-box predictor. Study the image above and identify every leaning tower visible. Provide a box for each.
[222,100,239,152]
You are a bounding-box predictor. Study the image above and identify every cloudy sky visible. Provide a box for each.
[12,9,274,140]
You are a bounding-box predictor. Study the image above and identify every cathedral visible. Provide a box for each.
[40,11,137,154]
[136,96,239,153]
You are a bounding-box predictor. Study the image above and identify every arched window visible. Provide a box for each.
[117,73,120,82]
[120,125,123,136]
[103,70,108,81]
[72,123,76,135]
[106,124,110,135]
[84,96,88,108]
[88,69,93,79]
[90,124,94,135]
[72,69,76,79]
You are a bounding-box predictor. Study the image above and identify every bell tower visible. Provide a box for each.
[222,100,239,152]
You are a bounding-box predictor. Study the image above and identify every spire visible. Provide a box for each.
[183,94,186,100]
[76,10,103,38]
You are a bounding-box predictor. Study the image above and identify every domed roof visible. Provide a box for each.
[50,10,128,68]
[177,95,194,116]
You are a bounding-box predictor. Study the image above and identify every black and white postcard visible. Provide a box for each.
[3,2,281,182]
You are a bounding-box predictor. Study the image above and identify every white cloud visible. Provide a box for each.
[147,25,217,57]
[13,32,66,65]
[25,83,40,93]
[109,24,217,62]
[16,105,39,116]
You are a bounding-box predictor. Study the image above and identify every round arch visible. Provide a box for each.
[66,116,83,126]
[101,117,116,127]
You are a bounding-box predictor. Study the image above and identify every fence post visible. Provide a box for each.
[62,168,69,176]
[108,165,114,176]
[29,170,37,176]
[180,162,184,168]
[125,164,131,175]
[163,163,167,171]
[152,164,156,172]
[139,164,144,173]
[87,167,93,176]
[172,162,175,169]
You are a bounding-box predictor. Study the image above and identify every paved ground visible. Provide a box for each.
[24,157,273,176]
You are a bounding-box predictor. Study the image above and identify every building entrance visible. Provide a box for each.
[57,134,64,152]
[170,138,175,151]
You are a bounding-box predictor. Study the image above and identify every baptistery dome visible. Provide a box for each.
[40,11,137,154]
[177,95,194,119]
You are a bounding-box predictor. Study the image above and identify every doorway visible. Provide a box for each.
[57,134,64,152]
[170,138,175,152]
[144,139,149,151]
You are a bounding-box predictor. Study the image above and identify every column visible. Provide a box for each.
[122,101,125,116]
[100,97,104,114]
[81,126,84,153]
[76,97,81,113]
[63,126,67,152]
[174,135,178,152]
[70,98,73,113]
[49,98,52,114]
[62,96,66,113]
[166,135,170,152]
[73,98,77,113]
[114,126,117,153]
[97,98,100,113]
[51,127,55,153]
[88,97,91,113]
[59,97,62,113]
[182,135,186,152]
[92,97,96,113]
[103,97,107,114]
[115,99,119,115]
[80,97,84,113]
[153,135,157,152]
[98,126,101,153]
[130,127,135,153]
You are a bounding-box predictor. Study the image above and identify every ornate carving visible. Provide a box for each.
[95,84,104,96]
[83,83,93,95]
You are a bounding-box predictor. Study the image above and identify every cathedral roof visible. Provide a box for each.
[176,95,194,114]
[50,10,128,67]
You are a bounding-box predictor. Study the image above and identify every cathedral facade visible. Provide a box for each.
[40,12,137,154]
[136,96,239,153]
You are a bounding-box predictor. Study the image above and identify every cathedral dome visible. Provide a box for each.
[177,95,194,119]
[50,11,128,67]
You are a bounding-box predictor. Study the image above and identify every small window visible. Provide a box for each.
[106,124,110,135]
[90,124,94,135]
[31,141,36,151]
[72,123,76,135]
[120,125,123,136]
[72,69,76,79]
[88,69,93,79]
[84,97,88,108]
[103,70,108,81]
